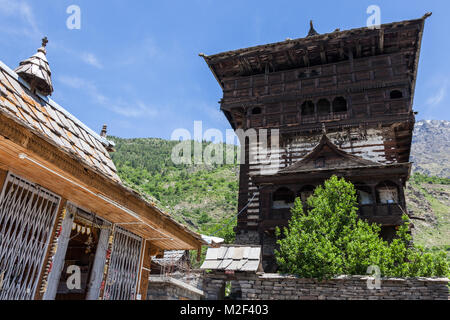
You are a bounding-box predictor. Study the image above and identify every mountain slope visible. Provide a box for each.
[411,120,450,178]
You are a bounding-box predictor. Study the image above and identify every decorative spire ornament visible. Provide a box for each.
[15,36,54,96]
[307,20,319,37]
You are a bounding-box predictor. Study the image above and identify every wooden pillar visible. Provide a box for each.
[86,227,111,300]
[42,203,75,300]
[370,185,377,216]
[136,240,152,300]
[34,198,68,300]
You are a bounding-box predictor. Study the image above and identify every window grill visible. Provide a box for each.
[0,173,60,300]
[103,226,142,300]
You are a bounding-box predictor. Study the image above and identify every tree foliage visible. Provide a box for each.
[275,175,449,279]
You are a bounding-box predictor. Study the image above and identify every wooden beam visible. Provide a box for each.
[302,48,310,67]
[379,29,385,53]
[319,43,327,64]
[356,41,362,58]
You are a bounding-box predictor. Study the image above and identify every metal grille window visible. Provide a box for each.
[103,227,142,300]
[0,173,60,300]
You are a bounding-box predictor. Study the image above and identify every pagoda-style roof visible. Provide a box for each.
[201,14,431,90]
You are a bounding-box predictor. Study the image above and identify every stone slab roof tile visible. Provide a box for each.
[201,245,263,272]
[0,62,120,182]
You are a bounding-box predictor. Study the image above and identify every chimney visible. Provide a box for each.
[100,124,107,138]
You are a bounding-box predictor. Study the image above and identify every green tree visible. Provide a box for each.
[275,175,449,279]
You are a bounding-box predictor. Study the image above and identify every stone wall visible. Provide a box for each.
[147,275,204,300]
[202,272,449,300]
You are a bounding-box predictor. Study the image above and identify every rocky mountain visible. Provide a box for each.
[411,120,450,178]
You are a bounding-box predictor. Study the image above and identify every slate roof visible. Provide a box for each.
[152,250,187,267]
[200,245,263,272]
[0,60,120,182]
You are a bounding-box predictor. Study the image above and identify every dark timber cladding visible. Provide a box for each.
[202,14,430,271]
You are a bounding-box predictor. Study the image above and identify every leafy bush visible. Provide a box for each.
[275,175,449,279]
[411,172,450,185]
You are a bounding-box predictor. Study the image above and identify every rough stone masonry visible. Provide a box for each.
[202,271,449,300]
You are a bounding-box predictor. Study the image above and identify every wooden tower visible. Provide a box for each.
[201,15,430,271]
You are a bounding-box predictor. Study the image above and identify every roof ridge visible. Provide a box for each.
[202,15,429,60]
[0,59,114,149]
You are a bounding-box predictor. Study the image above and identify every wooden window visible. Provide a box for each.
[252,107,262,115]
[332,97,347,113]
[272,187,295,209]
[355,185,373,205]
[298,185,315,203]
[376,181,399,204]
[390,90,403,99]
[301,100,315,116]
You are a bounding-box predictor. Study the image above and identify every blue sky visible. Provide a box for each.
[0,0,448,139]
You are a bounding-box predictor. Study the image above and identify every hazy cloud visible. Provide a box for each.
[0,0,40,38]
[80,52,103,69]
[426,80,448,107]
[58,75,158,118]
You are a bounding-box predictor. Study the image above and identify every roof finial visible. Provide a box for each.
[15,36,53,96]
[307,20,319,37]
[100,124,108,137]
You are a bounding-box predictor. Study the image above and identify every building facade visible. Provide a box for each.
[202,15,430,271]
[0,39,203,300]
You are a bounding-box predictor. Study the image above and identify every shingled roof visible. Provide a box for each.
[0,59,119,182]
[201,245,263,272]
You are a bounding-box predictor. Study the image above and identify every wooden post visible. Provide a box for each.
[42,203,75,300]
[34,198,67,300]
[86,227,111,300]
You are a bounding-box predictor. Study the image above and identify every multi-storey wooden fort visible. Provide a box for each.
[202,14,430,271]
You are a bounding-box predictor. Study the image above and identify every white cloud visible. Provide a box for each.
[58,75,157,118]
[81,52,103,69]
[0,0,40,38]
[426,80,447,107]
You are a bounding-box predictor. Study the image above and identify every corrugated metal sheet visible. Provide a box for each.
[200,245,262,272]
